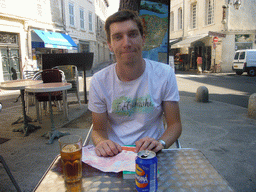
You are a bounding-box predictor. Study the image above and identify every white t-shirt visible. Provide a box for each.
[88,59,180,146]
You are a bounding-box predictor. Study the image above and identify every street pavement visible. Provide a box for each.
[0,67,255,192]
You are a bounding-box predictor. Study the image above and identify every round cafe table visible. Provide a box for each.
[25,82,72,144]
[0,79,42,136]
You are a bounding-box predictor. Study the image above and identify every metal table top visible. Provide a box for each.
[33,148,234,192]
[0,79,42,90]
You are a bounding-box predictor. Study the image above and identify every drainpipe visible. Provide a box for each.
[182,0,185,38]
[61,0,66,32]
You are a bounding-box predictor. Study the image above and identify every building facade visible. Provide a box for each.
[57,0,110,69]
[0,0,55,81]
[170,0,256,72]
[0,0,110,82]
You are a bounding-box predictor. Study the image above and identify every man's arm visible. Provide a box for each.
[159,101,182,148]
[135,101,182,152]
[91,112,122,157]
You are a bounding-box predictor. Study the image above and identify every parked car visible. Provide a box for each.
[232,49,256,76]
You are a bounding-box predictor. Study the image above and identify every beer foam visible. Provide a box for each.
[62,144,79,153]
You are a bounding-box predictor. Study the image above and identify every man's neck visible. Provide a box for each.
[116,58,145,82]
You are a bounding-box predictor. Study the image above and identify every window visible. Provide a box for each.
[89,12,93,32]
[191,3,197,29]
[69,3,74,26]
[239,52,245,60]
[234,52,239,59]
[170,12,174,31]
[80,8,85,29]
[80,42,90,53]
[206,0,214,25]
[178,8,182,30]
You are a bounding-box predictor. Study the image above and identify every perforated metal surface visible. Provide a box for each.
[34,149,234,192]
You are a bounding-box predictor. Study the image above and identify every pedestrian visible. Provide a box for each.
[197,55,203,74]
[11,67,17,80]
[88,10,182,157]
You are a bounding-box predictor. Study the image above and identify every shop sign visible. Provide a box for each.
[209,31,226,38]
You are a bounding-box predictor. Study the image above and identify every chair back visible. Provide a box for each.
[42,69,62,83]
[53,65,78,93]
[34,69,65,102]
[53,65,77,81]
[23,70,39,79]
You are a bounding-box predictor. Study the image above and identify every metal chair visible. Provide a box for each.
[83,124,181,149]
[32,69,67,123]
[23,70,39,114]
[53,65,81,106]
[0,155,21,192]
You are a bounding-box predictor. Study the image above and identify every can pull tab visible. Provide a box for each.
[141,150,150,158]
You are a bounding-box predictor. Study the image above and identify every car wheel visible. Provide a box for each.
[236,71,243,75]
[247,68,256,76]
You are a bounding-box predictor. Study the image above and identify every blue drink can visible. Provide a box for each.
[135,150,158,192]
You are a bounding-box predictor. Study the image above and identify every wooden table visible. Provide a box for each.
[33,148,234,192]
[0,79,42,136]
[26,82,72,144]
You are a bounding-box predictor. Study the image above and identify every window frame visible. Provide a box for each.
[69,2,75,26]
[80,8,85,30]
[191,3,197,29]
[89,12,93,32]
[178,8,183,30]
[170,11,174,31]
[206,0,214,25]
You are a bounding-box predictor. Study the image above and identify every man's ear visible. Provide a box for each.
[107,41,113,52]
[142,34,146,47]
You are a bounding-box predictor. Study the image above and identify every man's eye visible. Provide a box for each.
[129,32,138,38]
[113,35,122,41]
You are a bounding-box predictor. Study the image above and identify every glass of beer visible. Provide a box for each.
[59,135,82,183]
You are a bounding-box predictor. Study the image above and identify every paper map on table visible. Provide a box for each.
[82,145,137,173]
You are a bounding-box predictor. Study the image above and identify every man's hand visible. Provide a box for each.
[135,137,164,153]
[95,140,122,157]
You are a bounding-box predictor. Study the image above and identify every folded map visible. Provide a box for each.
[82,145,137,173]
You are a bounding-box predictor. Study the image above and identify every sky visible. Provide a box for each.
[107,0,120,17]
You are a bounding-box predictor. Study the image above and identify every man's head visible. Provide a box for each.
[105,9,144,43]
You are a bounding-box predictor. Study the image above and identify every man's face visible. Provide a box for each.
[107,20,145,65]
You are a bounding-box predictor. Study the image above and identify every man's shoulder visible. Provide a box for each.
[145,59,174,75]
[92,63,115,81]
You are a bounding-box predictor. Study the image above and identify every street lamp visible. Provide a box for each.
[233,0,241,10]
[222,0,242,24]
[227,0,242,10]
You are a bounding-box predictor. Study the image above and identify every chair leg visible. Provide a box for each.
[76,87,81,106]
[175,139,181,149]
[56,101,62,111]
[63,90,69,119]
[35,99,42,124]
[25,92,29,114]
[0,155,21,192]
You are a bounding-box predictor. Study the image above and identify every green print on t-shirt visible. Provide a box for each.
[112,95,154,116]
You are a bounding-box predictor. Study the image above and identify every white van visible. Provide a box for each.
[232,49,256,76]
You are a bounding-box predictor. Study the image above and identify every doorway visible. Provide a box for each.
[1,47,20,81]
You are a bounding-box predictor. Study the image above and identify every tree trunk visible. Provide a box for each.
[119,0,141,13]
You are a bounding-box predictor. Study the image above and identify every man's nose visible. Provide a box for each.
[123,35,132,46]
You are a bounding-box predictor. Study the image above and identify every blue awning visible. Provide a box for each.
[31,29,77,50]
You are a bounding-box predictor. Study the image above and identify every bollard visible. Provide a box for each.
[196,86,209,103]
[248,93,256,119]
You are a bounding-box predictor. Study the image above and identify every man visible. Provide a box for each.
[88,10,182,157]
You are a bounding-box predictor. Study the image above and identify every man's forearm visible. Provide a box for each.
[91,128,108,146]
[159,122,182,148]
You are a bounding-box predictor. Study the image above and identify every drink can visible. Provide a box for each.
[135,150,158,192]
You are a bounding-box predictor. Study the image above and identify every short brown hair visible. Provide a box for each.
[105,9,144,43]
